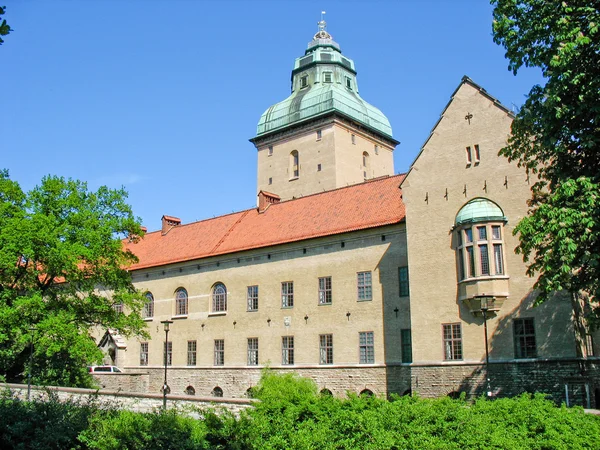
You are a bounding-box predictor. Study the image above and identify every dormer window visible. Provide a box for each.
[300,75,308,89]
[323,72,332,83]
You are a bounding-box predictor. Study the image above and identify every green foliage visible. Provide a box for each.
[491,1,600,307]
[1,373,600,449]
[0,170,148,387]
[0,6,11,45]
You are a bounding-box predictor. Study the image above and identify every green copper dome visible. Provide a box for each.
[255,20,394,139]
[455,198,506,226]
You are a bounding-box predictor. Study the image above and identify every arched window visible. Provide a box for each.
[362,152,369,179]
[290,150,299,178]
[212,283,227,312]
[142,292,154,318]
[175,288,188,316]
[359,389,374,397]
[185,385,195,395]
[455,198,507,280]
[212,386,223,397]
[320,388,333,397]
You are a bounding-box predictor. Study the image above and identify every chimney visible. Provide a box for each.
[257,191,281,213]
[140,226,148,233]
[161,215,181,235]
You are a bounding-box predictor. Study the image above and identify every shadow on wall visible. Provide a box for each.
[453,290,597,406]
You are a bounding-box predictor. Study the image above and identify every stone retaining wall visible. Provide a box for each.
[3,383,253,416]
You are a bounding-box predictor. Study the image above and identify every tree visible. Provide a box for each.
[0,6,11,45]
[0,170,148,387]
[491,1,600,332]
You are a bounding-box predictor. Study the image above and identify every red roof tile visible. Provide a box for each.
[125,175,406,270]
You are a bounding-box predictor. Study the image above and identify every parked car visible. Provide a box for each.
[87,365,123,373]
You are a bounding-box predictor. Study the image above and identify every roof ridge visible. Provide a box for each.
[272,173,405,206]
[210,209,250,254]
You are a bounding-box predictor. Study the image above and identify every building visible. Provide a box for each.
[103,21,599,406]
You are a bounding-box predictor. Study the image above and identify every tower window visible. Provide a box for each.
[474,144,481,162]
[300,75,308,89]
[323,72,332,83]
[317,164,322,172]
[316,129,322,140]
[290,150,299,178]
[363,152,370,179]
[374,144,379,155]
[345,77,352,90]
[351,134,356,145]
[268,145,273,156]
[268,177,272,185]
[466,146,472,165]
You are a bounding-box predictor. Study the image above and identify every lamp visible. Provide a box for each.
[161,320,173,410]
[473,295,493,397]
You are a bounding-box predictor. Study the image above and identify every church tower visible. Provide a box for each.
[250,19,399,201]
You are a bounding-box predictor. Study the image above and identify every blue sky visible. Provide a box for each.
[1,1,543,230]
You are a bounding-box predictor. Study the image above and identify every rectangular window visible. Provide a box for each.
[359,331,374,364]
[113,303,123,314]
[316,129,322,140]
[281,282,294,308]
[466,146,472,164]
[443,323,462,360]
[164,341,172,366]
[374,144,379,155]
[187,340,197,366]
[401,329,412,363]
[492,225,502,240]
[474,144,481,162]
[247,337,259,366]
[247,285,259,311]
[319,276,332,305]
[458,248,465,280]
[323,72,332,83]
[140,342,149,366]
[345,77,352,89]
[357,271,372,301]
[214,339,224,366]
[493,244,504,274]
[466,246,475,278]
[282,336,294,365]
[479,244,490,275]
[399,266,409,297]
[351,134,356,144]
[586,334,595,357]
[300,75,308,88]
[514,318,536,358]
[268,177,272,185]
[268,145,273,156]
[319,334,333,364]
[464,228,473,243]
[477,226,487,240]
[317,163,322,172]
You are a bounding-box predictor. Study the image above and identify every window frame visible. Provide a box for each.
[401,329,412,363]
[318,276,332,305]
[399,266,409,297]
[290,150,300,179]
[323,72,332,83]
[319,334,333,364]
[212,283,227,313]
[247,337,259,366]
[282,336,294,365]
[300,75,308,89]
[357,271,372,301]
[359,331,374,364]
[164,341,173,366]
[247,285,259,312]
[187,340,197,366]
[214,339,225,366]
[281,281,294,308]
[175,288,188,316]
[442,323,463,361]
[513,318,537,359]
[140,342,149,366]
[142,292,154,319]
[456,222,506,281]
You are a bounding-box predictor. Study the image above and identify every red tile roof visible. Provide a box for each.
[125,175,406,270]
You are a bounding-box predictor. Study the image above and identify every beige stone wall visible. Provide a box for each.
[401,82,577,365]
[255,117,395,201]
[119,224,408,396]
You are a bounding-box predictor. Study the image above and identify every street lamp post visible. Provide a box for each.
[27,326,35,401]
[478,296,493,397]
[161,320,173,410]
